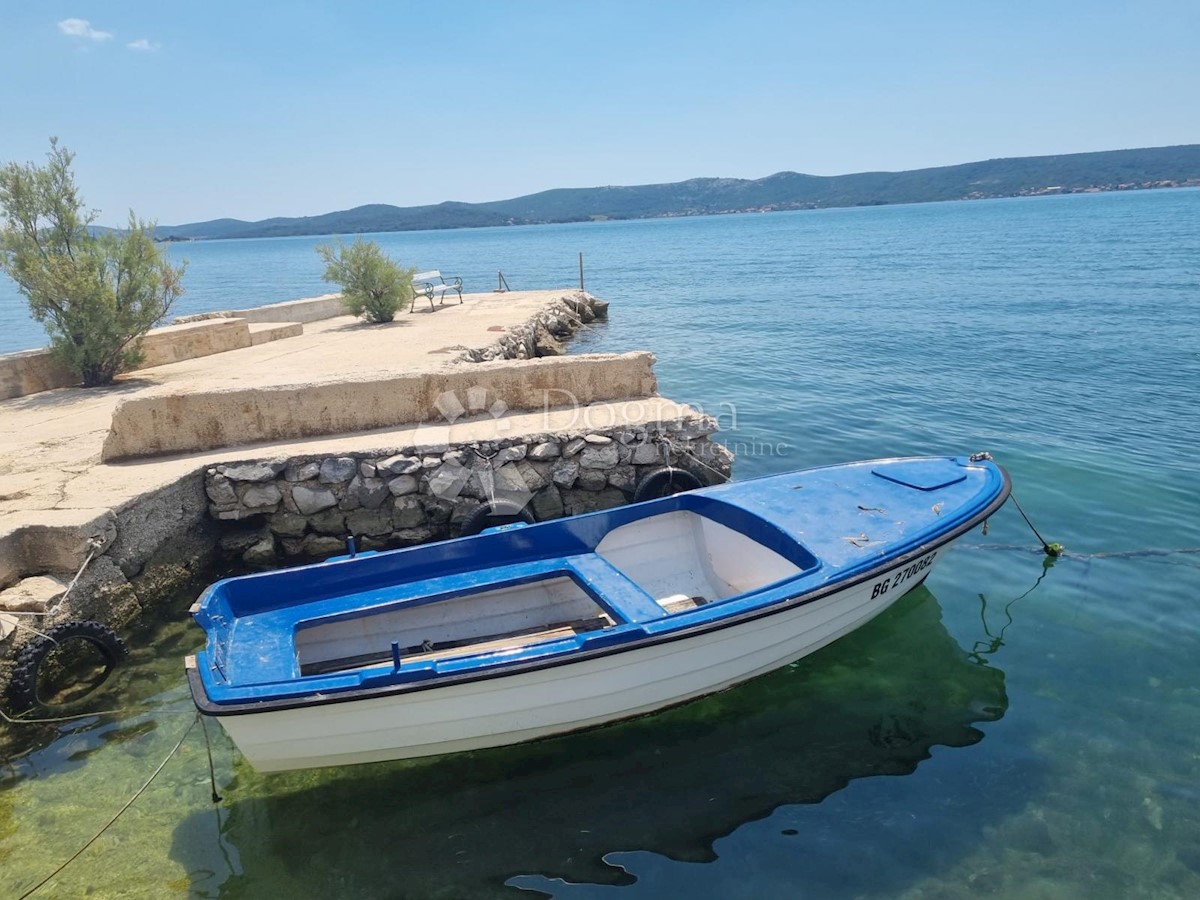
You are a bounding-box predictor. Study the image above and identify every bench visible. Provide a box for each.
[410,270,464,312]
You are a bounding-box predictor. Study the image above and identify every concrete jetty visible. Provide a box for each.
[0,288,731,696]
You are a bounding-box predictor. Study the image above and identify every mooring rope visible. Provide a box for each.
[1007,492,1063,557]
[655,435,732,484]
[16,713,199,899]
[0,701,185,726]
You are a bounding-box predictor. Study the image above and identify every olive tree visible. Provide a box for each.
[316,238,414,323]
[0,139,186,386]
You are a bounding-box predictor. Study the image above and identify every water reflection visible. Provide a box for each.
[173,587,1009,899]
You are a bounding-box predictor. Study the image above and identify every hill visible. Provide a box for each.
[156,145,1200,240]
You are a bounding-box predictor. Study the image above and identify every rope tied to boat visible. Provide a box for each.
[1008,492,1064,558]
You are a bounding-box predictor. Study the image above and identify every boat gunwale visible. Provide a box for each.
[188,462,1011,716]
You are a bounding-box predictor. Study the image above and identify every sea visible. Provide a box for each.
[2,188,1199,899]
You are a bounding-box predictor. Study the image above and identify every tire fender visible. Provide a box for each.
[7,620,127,712]
[632,466,704,503]
[459,499,537,536]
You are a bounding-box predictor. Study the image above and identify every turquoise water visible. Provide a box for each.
[2,189,1200,898]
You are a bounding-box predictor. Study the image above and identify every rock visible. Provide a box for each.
[580,443,620,469]
[584,434,612,445]
[551,459,579,488]
[240,483,282,510]
[378,454,421,476]
[387,474,419,497]
[631,442,662,465]
[242,536,277,566]
[528,441,560,461]
[422,456,442,469]
[308,508,346,535]
[576,468,608,491]
[495,444,527,465]
[617,431,636,445]
[359,461,377,479]
[213,507,265,521]
[320,457,358,484]
[346,508,393,537]
[591,299,609,319]
[293,484,338,515]
[280,536,306,556]
[392,526,441,546]
[301,535,346,558]
[442,449,466,466]
[608,465,638,492]
[220,461,281,483]
[491,463,532,494]
[205,475,238,505]
[219,527,266,554]
[563,487,626,516]
[534,328,564,356]
[392,497,425,529]
[284,461,321,482]
[531,485,564,520]
[350,476,390,510]
[563,437,587,457]
[269,511,308,536]
[516,461,548,491]
[426,464,470,500]
[420,497,455,525]
[0,575,68,613]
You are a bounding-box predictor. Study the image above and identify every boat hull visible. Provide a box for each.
[198,548,942,771]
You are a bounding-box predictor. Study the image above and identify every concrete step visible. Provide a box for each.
[249,322,304,346]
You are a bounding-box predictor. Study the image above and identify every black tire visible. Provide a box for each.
[459,499,537,536]
[7,620,128,712]
[632,466,704,503]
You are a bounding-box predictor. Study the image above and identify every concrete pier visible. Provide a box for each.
[0,289,731,697]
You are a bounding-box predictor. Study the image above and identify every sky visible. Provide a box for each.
[0,1,1196,226]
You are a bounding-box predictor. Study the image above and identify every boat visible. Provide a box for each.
[187,454,1010,772]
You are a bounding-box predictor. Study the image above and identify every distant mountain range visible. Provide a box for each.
[156,145,1200,241]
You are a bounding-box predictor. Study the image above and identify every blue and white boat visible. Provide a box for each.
[187,454,1010,771]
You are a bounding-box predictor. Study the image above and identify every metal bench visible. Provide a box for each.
[410,270,464,312]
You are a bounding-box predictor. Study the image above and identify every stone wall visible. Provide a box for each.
[207,417,731,566]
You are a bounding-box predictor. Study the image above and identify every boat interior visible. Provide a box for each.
[293,509,807,677]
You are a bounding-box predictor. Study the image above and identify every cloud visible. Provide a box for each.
[58,18,113,41]
[126,39,160,52]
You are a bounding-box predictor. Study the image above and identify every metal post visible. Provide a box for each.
[579,252,584,292]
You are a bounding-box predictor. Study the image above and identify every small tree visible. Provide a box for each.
[0,139,186,386]
[316,238,414,324]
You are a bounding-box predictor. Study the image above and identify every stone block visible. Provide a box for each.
[220,461,281,482]
[308,508,346,535]
[551,459,579,488]
[206,474,238,505]
[528,441,560,461]
[346,508,393,537]
[285,461,321,482]
[563,487,627,516]
[269,511,308,536]
[241,483,282,509]
[388,474,419,497]
[530,485,564,521]
[379,454,421,475]
[580,443,620,469]
[576,469,608,491]
[293,484,338,515]
[392,497,426,529]
[320,457,358,484]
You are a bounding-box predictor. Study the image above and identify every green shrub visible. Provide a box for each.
[0,139,186,386]
[316,238,414,324]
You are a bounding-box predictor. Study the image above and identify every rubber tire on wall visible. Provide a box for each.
[632,466,704,503]
[459,499,537,536]
[7,620,128,712]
